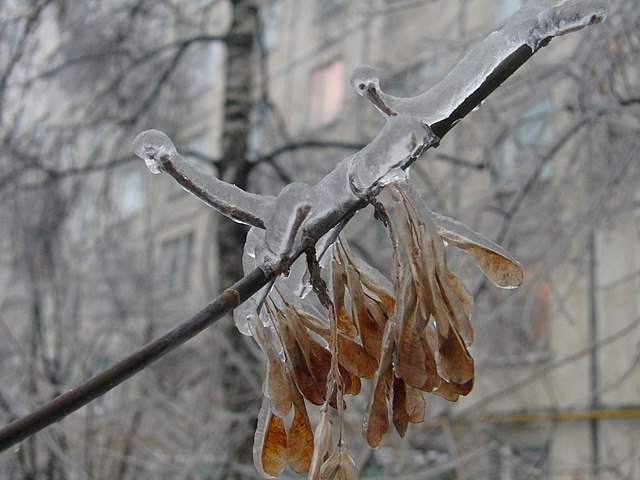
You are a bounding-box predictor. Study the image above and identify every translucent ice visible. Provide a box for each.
[133,129,176,174]
[233,296,259,336]
[264,182,312,259]
[504,0,607,50]
[134,129,275,228]
[347,114,434,194]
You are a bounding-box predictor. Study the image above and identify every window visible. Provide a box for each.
[113,169,144,219]
[491,99,553,188]
[59,142,75,169]
[248,102,269,156]
[158,232,194,295]
[308,58,345,128]
[75,190,97,239]
[494,444,548,480]
[637,214,640,316]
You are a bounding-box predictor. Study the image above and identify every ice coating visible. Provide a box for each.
[255,114,434,267]
[233,296,259,336]
[350,0,607,126]
[347,114,434,193]
[264,182,312,259]
[503,0,607,50]
[134,129,275,228]
[133,129,176,174]
[136,0,606,338]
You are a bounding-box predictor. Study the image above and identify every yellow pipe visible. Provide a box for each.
[482,408,640,424]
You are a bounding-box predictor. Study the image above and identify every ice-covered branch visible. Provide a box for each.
[135,116,435,263]
[135,0,607,260]
[0,0,608,457]
[133,129,275,228]
[351,0,607,133]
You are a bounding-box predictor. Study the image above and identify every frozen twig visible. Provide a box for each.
[351,0,607,134]
[0,0,607,455]
[133,129,275,228]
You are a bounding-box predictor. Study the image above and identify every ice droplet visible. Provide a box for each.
[234,297,259,336]
[133,129,176,174]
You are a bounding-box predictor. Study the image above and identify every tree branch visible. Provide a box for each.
[0,0,608,453]
[0,267,273,452]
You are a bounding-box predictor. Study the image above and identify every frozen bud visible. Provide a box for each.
[133,129,177,174]
[349,65,381,97]
[350,64,399,117]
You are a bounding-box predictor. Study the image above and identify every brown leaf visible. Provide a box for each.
[395,278,438,392]
[336,237,394,299]
[309,409,332,479]
[437,328,474,385]
[397,318,431,389]
[405,383,427,423]
[319,442,358,480]
[295,309,378,379]
[287,384,315,473]
[392,375,409,438]
[460,243,524,288]
[337,335,378,379]
[364,361,393,448]
[433,377,474,401]
[340,364,362,396]
[392,374,427,438]
[266,356,292,418]
[331,258,359,338]
[253,399,287,478]
[297,325,334,395]
[248,314,292,418]
[355,292,387,359]
[432,212,524,288]
[396,181,523,289]
[441,268,474,346]
[280,321,327,405]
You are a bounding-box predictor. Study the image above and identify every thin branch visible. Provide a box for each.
[0,267,273,452]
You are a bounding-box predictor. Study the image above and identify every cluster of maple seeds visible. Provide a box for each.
[251,181,524,479]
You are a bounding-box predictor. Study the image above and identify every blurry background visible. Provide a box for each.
[0,0,638,478]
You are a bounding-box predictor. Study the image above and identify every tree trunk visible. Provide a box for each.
[217,0,262,474]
